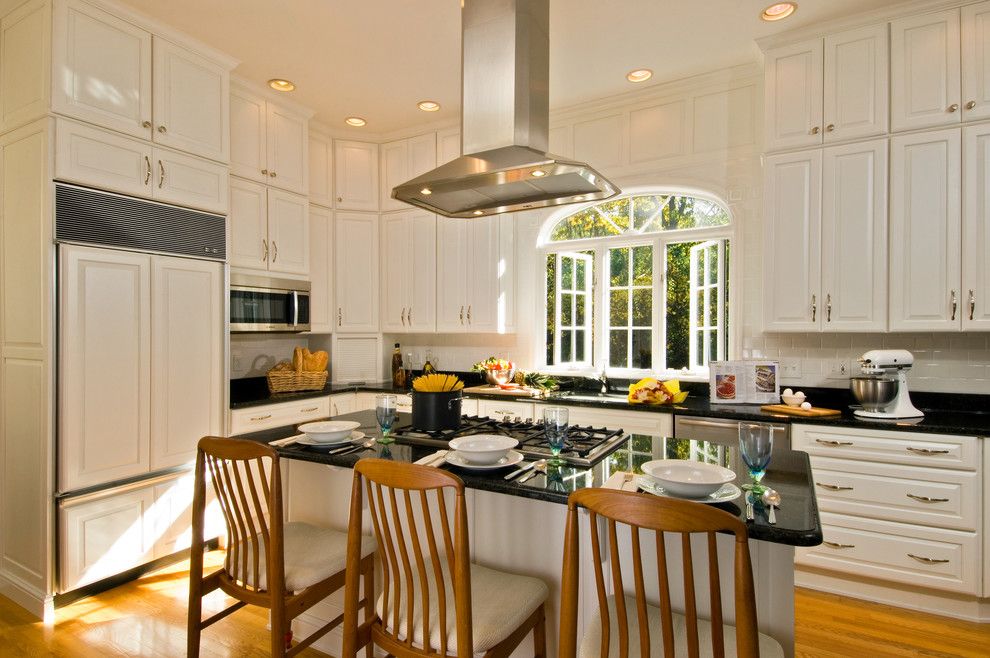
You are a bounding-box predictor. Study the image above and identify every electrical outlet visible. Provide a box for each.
[827,359,851,380]
[780,358,801,379]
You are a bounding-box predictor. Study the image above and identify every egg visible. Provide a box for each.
[800,401,812,410]
[783,388,793,396]
[795,390,805,397]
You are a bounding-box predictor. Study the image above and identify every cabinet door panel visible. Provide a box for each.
[59,246,151,491]
[308,132,333,207]
[891,10,961,132]
[55,119,152,199]
[267,189,309,276]
[380,139,408,212]
[408,211,437,332]
[962,1,990,122]
[407,133,437,179]
[764,39,823,151]
[334,212,379,331]
[889,130,961,330]
[228,177,269,271]
[52,0,152,139]
[229,87,267,183]
[266,103,308,194]
[466,215,499,332]
[763,150,822,331]
[153,147,229,214]
[379,213,408,331]
[150,257,222,470]
[824,25,888,141]
[437,128,461,165]
[963,123,990,328]
[152,38,228,162]
[309,205,333,332]
[821,140,887,331]
[334,140,379,211]
[436,217,468,332]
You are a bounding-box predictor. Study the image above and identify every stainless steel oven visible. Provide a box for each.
[674,416,791,450]
[230,273,310,332]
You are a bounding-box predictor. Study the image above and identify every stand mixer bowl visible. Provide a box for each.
[850,376,899,412]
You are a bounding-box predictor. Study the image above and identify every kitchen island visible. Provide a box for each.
[236,410,822,657]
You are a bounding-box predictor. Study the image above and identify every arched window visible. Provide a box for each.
[541,191,732,375]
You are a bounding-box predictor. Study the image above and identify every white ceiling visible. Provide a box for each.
[119,0,906,134]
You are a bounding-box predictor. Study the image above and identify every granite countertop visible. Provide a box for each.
[235,410,823,548]
[229,377,400,409]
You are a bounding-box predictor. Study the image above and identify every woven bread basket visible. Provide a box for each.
[266,368,328,394]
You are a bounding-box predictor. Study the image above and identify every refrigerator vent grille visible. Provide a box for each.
[55,184,226,260]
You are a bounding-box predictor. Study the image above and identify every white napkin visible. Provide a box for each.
[414,450,447,466]
[269,434,305,447]
[604,471,639,492]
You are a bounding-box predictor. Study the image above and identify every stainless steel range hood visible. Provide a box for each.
[392,0,619,218]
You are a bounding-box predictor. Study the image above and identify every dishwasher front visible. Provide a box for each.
[673,415,791,450]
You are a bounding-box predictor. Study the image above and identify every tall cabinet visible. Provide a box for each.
[381,210,437,332]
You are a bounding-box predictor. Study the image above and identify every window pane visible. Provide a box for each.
[707,246,718,284]
[632,288,651,326]
[596,198,631,232]
[633,195,668,232]
[633,246,653,285]
[550,207,623,241]
[709,330,718,363]
[610,289,629,326]
[664,242,691,370]
[576,259,586,289]
[708,288,719,328]
[632,330,651,369]
[610,248,629,286]
[576,330,586,362]
[561,293,573,326]
[696,331,705,363]
[576,294,586,325]
[695,290,705,326]
[610,330,628,367]
[561,330,572,362]
[550,193,728,242]
[546,254,556,365]
[561,257,573,289]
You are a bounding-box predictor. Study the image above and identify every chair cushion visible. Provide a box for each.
[579,595,784,658]
[233,521,375,592]
[375,560,549,655]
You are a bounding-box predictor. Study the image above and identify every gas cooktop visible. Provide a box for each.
[390,415,627,467]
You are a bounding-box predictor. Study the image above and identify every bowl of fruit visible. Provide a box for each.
[472,357,515,387]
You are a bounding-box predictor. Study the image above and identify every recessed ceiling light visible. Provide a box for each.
[417,100,441,112]
[345,117,367,127]
[420,187,432,195]
[268,78,295,92]
[626,69,653,83]
[761,2,796,21]
[530,169,547,177]
[472,210,484,216]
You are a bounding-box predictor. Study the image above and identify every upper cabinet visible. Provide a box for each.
[334,140,379,211]
[963,122,990,328]
[764,25,887,151]
[380,133,437,212]
[52,0,230,162]
[380,210,437,332]
[334,211,379,332]
[308,130,333,207]
[229,85,309,194]
[962,1,990,122]
[308,205,333,332]
[228,177,309,276]
[891,9,962,132]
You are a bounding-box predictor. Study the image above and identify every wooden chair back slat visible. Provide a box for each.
[560,488,761,658]
[229,460,262,588]
[364,480,390,631]
[403,490,431,652]
[373,482,404,639]
[435,488,455,566]
[419,489,449,657]
[385,486,416,647]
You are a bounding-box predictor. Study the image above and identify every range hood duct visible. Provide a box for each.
[392,0,619,218]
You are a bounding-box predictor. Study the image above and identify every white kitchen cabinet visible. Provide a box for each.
[267,188,309,276]
[822,24,888,142]
[309,205,333,332]
[820,139,888,331]
[380,133,437,211]
[228,177,309,276]
[763,150,822,331]
[334,211,379,332]
[329,393,355,417]
[151,37,228,162]
[436,218,468,331]
[55,118,152,198]
[229,397,330,435]
[380,210,436,332]
[153,145,228,214]
[962,2,990,122]
[763,39,823,151]
[334,140,379,211]
[52,0,152,140]
[889,129,962,331]
[149,256,223,471]
[59,246,151,491]
[963,122,990,328]
[229,85,308,194]
[437,128,461,165]
[891,9,962,132]
[228,177,269,269]
[477,399,535,421]
[229,86,268,184]
[465,216,500,331]
[308,131,333,207]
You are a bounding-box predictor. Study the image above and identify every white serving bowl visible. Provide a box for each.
[640,460,736,498]
[448,434,519,465]
[298,420,361,444]
[781,391,806,407]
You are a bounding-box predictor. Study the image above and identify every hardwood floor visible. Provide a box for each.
[0,553,987,656]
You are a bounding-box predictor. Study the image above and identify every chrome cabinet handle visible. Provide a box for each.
[826,293,832,323]
[337,196,343,203]
[158,160,165,188]
[408,306,412,324]
[810,126,820,135]
[906,446,950,455]
[142,120,152,128]
[270,171,277,178]
[816,482,853,491]
[816,439,853,447]
[338,308,342,327]
[826,124,835,132]
[950,289,957,321]
[262,169,269,175]
[144,156,151,185]
[301,407,319,413]
[158,125,167,133]
[823,541,855,549]
[262,239,269,262]
[948,104,959,113]
[401,307,407,326]
[811,294,817,322]
[459,305,464,325]
[271,241,277,263]
[907,493,950,503]
[969,290,975,321]
[250,414,272,421]
[467,305,472,323]
[966,100,977,110]
[908,553,949,564]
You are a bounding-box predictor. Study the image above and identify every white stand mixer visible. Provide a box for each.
[852,349,925,419]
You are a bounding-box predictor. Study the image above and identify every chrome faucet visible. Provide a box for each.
[596,368,609,394]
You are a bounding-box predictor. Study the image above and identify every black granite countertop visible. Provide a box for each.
[235,410,823,548]
[229,377,400,409]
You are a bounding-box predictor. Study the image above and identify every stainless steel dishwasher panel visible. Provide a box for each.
[674,416,791,450]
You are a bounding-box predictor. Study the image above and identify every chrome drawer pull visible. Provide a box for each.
[906,447,950,455]
[250,414,273,421]
[823,541,855,549]
[301,407,319,413]
[907,553,949,565]
[816,439,853,447]
[817,483,853,491]
[906,493,950,504]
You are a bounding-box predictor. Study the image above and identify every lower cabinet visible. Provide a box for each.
[229,397,330,435]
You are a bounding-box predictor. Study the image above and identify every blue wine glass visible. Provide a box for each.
[738,422,775,495]
[376,394,397,445]
[543,406,569,465]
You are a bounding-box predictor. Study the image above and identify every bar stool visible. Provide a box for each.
[340,458,549,658]
[559,488,784,658]
[187,437,376,657]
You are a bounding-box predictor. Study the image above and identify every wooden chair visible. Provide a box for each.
[559,488,784,658]
[187,437,376,657]
[340,458,549,658]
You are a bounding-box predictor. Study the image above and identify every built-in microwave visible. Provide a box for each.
[230,273,311,332]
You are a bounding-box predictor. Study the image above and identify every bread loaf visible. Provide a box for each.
[292,347,305,373]
[303,350,329,372]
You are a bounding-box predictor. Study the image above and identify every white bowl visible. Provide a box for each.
[298,420,361,444]
[781,392,806,407]
[640,460,736,499]
[448,434,519,465]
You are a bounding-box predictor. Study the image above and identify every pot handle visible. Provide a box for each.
[447,397,460,410]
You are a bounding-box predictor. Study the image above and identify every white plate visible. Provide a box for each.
[445,450,524,470]
[298,420,361,443]
[295,431,365,447]
[635,476,742,504]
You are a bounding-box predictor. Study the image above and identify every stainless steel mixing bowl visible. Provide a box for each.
[850,376,898,412]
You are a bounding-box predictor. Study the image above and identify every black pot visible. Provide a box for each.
[411,390,462,432]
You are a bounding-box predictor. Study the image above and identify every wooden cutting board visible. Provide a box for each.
[463,385,536,397]
[760,404,842,417]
